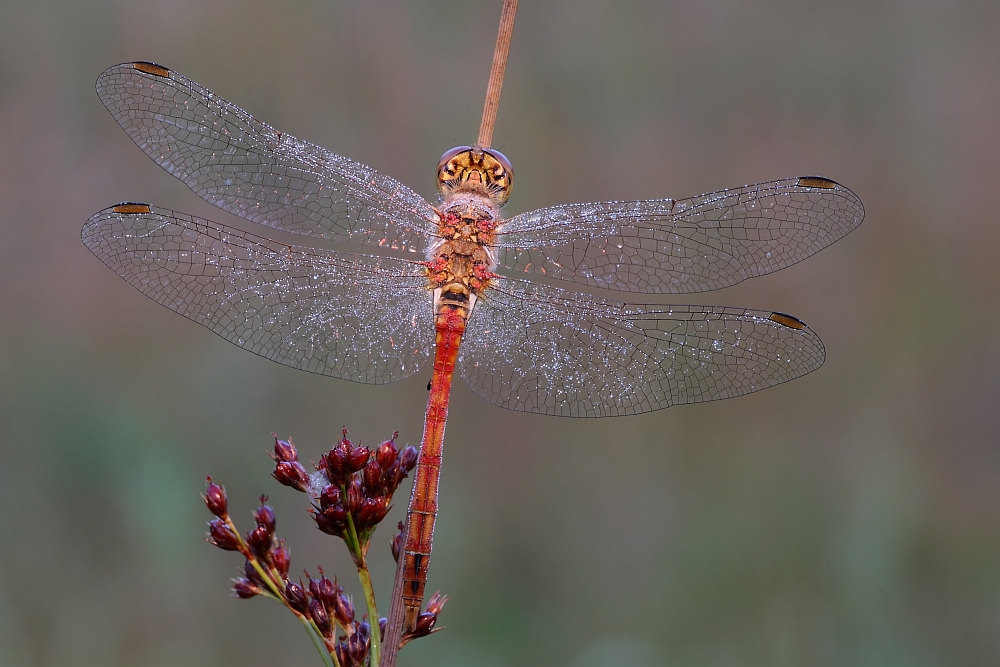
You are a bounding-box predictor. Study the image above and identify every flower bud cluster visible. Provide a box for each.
[270,435,310,491]
[311,430,417,541]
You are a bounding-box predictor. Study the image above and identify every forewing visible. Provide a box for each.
[498,177,863,293]
[96,62,438,253]
[460,277,825,417]
[82,204,434,384]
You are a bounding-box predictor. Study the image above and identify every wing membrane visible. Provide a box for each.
[82,205,434,383]
[96,62,438,253]
[460,276,825,417]
[498,177,864,293]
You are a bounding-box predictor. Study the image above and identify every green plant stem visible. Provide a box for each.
[230,519,337,667]
[300,615,339,667]
[345,513,381,667]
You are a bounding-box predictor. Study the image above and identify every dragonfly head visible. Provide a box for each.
[437,146,513,205]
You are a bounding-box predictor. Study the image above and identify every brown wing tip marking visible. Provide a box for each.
[112,203,152,214]
[132,61,170,77]
[797,176,837,189]
[769,312,806,330]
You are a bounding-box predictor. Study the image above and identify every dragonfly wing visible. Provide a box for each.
[96,62,438,253]
[460,277,824,417]
[82,204,434,384]
[498,177,864,294]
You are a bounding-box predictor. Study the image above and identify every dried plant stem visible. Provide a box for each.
[477,0,519,148]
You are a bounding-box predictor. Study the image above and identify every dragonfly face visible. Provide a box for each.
[436,146,513,205]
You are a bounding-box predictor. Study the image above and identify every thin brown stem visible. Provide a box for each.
[477,0,519,148]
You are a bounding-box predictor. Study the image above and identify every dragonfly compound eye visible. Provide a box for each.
[436,146,513,205]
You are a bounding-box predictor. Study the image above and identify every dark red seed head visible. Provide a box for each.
[333,592,354,627]
[273,460,309,492]
[312,505,347,537]
[325,445,350,483]
[335,643,351,667]
[272,539,291,579]
[232,577,261,599]
[363,459,382,495]
[203,476,228,518]
[376,435,398,469]
[412,612,437,635]
[207,519,241,551]
[348,627,369,663]
[285,580,309,614]
[400,445,418,472]
[246,524,273,561]
[272,434,299,463]
[244,560,268,590]
[319,485,341,511]
[391,521,405,563]
[347,446,370,473]
[254,496,276,534]
[426,591,448,616]
[345,477,363,514]
[309,598,333,638]
[357,496,390,528]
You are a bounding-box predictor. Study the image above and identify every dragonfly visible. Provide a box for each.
[82,61,863,636]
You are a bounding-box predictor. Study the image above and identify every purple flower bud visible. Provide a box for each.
[245,560,268,590]
[309,598,333,638]
[272,434,299,463]
[325,443,350,484]
[391,521,405,563]
[246,524,272,561]
[285,580,309,614]
[363,459,383,495]
[308,570,337,612]
[335,642,351,667]
[378,617,387,641]
[273,460,309,492]
[345,477,363,515]
[386,460,404,493]
[357,496,390,528]
[312,505,347,537]
[348,627,369,664]
[347,446,370,473]
[413,612,437,635]
[426,591,448,616]
[254,496,276,534]
[319,485,341,511]
[333,592,354,627]
[356,620,371,643]
[232,577,261,599]
[376,434,398,469]
[272,540,290,579]
[207,519,241,551]
[400,445,418,473]
[203,476,228,518]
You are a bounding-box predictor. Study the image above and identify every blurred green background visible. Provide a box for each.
[1,1,998,665]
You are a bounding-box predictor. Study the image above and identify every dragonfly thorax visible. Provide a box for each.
[423,190,500,321]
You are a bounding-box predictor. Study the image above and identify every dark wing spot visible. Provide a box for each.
[132,61,170,77]
[769,312,806,330]
[796,176,837,189]
[112,202,152,214]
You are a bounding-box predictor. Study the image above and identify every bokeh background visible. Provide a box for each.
[1,1,998,665]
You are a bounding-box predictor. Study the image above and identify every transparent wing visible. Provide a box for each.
[497,177,864,294]
[460,276,825,417]
[82,204,434,384]
[96,62,438,253]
